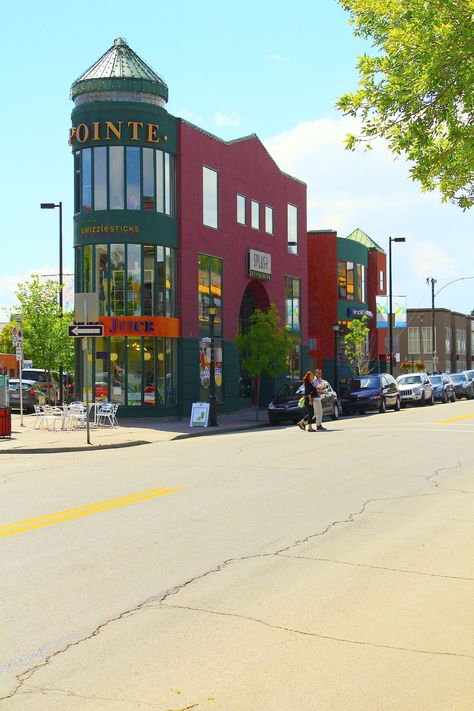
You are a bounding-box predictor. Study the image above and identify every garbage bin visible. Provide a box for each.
[0,407,11,438]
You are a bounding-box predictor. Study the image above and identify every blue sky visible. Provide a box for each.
[1,0,472,316]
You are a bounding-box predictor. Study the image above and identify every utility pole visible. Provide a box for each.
[426,277,437,371]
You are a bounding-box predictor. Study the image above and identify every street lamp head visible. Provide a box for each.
[390,237,406,243]
[207,296,218,317]
[40,203,57,209]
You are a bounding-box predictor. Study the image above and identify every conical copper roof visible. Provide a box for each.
[71,37,168,102]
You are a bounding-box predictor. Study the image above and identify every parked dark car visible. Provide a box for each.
[267,380,340,425]
[449,372,474,399]
[428,373,456,403]
[8,379,47,412]
[21,368,59,404]
[340,373,400,415]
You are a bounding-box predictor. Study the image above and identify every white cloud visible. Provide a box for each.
[213,111,240,127]
[0,268,74,315]
[264,54,288,62]
[178,108,204,125]
[263,117,474,313]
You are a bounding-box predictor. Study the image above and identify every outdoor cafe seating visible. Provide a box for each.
[33,402,119,431]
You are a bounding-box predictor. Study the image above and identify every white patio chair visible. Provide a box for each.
[68,403,87,429]
[42,405,64,431]
[33,405,46,430]
[96,402,119,428]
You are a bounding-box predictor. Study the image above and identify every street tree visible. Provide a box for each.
[0,321,16,354]
[344,317,371,376]
[15,275,74,374]
[235,304,295,420]
[337,0,474,209]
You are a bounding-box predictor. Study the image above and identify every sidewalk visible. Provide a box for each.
[1,409,271,454]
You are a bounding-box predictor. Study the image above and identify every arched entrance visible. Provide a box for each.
[238,281,270,398]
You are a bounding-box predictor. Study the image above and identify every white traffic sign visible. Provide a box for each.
[16,347,23,362]
[69,324,104,338]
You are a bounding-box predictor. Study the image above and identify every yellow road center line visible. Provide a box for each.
[0,487,183,539]
[438,413,474,424]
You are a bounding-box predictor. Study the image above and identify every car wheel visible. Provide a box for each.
[429,393,435,405]
[442,390,448,403]
[394,397,401,411]
[420,392,426,406]
[268,417,278,426]
[451,392,456,402]
[379,398,386,414]
[331,403,340,420]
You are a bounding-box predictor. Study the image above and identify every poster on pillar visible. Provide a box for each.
[199,338,223,402]
[376,296,407,329]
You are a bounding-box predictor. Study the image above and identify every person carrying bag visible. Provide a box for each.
[297,371,317,431]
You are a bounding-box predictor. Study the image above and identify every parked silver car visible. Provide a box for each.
[8,379,47,412]
[396,372,434,406]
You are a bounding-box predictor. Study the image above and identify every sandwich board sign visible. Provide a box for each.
[190,402,210,427]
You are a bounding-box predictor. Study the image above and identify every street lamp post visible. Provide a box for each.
[388,237,406,375]
[332,322,341,394]
[208,299,218,427]
[40,201,64,402]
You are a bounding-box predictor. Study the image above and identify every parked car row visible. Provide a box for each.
[267,370,474,425]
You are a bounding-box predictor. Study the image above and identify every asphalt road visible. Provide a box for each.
[0,400,473,710]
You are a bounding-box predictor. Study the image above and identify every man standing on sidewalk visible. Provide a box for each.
[313,369,328,431]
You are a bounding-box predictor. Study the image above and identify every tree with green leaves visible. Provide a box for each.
[235,304,295,420]
[14,275,74,375]
[344,317,371,376]
[337,0,474,209]
[0,321,16,354]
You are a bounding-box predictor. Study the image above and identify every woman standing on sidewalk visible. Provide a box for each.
[297,371,317,431]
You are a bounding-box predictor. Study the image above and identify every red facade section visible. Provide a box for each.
[178,121,307,341]
[368,250,387,359]
[307,231,338,363]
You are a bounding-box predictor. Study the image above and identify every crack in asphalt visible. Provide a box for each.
[1,459,470,702]
[159,602,474,660]
[276,553,474,581]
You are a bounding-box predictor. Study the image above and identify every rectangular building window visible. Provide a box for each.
[379,270,385,291]
[94,147,107,210]
[126,147,141,210]
[143,245,154,315]
[127,244,141,315]
[445,326,452,353]
[421,326,434,354]
[237,194,246,225]
[127,337,142,406]
[203,166,218,228]
[347,262,354,301]
[74,151,81,214]
[338,261,347,299]
[357,264,366,302]
[285,276,301,333]
[265,206,273,235]
[110,244,125,316]
[109,146,124,209]
[81,148,92,211]
[83,245,93,293]
[164,152,171,215]
[198,253,222,337]
[142,148,155,211]
[96,245,109,316]
[156,150,164,213]
[251,200,260,230]
[287,204,298,254]
[408,327,420,355]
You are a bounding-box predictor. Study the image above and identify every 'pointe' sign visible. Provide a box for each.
[69,120,167,146]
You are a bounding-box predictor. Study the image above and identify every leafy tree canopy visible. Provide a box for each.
[344,317,371,376]
[0,321,16,354]
[14,275,74,374]
[337,0,474,209]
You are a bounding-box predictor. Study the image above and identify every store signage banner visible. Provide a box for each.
[248,249,271,280]
[190,402,210,427]
[376,296,388,328]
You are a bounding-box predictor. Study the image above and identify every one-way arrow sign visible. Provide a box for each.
[69,324,104,338]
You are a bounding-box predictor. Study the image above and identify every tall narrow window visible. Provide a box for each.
[237,194,246,225]
[143,245,154,315]
[203,166,218,228]
[94,147,107,210]
[83,245,93,292]
[74,151,81,214]
[126,147,141,210]
[287,204,298,254]
[156,150,164,213]
[142,148,155,211]
[251,200,260,230]
[265,206,273,234]
[156,246,165,316]
[143,336,155,405]
[96,245,109,316]
[127,244,141,315]
[379,270,385,291]
[127,338,142,406]
[81,148,92,211]
[110,244,125,316]
[164,152,171,215]
[109,146,124,209]
[357,264,366,302]
[285,276,301,332]
[347,262,355,301]
[338,261,347,299]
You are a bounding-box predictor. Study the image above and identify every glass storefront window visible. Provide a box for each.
[199,337,223,402]
[143,148,155,211]
[285,276,301,333]
[157,337,165,405]
[109,146,124,209]
[126,147,141,210]
[94,337,109,402]
[110,337,125,405]
[143,337,155,405]
[156,246,165,316]
[94,146,107,210]
[81,148,92,211]
[96,245,109,316]
[127,338,142,405]
[127,244,141,315]
[143,245,154,315]
[110,244,125,316]
[74,151,81,214]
